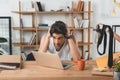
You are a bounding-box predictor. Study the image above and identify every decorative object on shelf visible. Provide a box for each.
[66,6,70,11]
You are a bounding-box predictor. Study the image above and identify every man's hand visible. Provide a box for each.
[64,24,73,39]
[105,28,109,33]
[65,31,73,39]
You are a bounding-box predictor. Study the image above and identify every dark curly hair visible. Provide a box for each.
[50,21,67,36]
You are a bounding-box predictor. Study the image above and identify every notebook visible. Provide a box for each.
[32,51,73,70]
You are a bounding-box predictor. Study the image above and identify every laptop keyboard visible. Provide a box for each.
[62,63,68,67]
[62,62,70,67]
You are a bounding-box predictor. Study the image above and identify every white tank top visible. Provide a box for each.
[47,37,71,60]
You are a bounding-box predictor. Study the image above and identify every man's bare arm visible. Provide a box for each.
[68,34,81,62]
[114,32,120,42]
[38,33,50,52]
[106,28,120,42]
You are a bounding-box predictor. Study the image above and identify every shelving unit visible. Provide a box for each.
[12,0,93,59]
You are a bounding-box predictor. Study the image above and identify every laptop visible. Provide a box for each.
[32,51,73,70]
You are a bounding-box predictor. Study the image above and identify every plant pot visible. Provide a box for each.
[114,71,120,80]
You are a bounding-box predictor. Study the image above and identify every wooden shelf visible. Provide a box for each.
[12,1,92,60]
[13,27,36,31]
[13,27,93,31]
[73,11,93,13]
[22,45,39,48]
[13,42,28,46]
[12,11,93,15]
[78,42,93,46]
[37,11,73,14]
[37,28,48,30]
[13,27,49,31]
[73,27,93,30]
[12,11,35,15]
[13,42,39,47]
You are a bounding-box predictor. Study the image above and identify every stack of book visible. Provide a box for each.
[38,24,48,28]
[0,55,20,70]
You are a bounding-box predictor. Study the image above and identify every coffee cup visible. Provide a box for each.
[77,59,86,70]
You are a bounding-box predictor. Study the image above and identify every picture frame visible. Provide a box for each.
[0,17,12,55]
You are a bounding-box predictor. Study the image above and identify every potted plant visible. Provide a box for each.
[113,62,120,80]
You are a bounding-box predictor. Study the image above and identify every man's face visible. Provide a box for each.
[52,33,65,50]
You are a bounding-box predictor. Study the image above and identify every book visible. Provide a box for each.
[21,52,27,61]
[20,18,24,28]
[38,23,48,26]
[34,2,39,11]
[36,2,43,11]
[74,17,79,28]
[0,55,20,70]
[29,33,36,45]
[0,63,17,70]
[31,35,36,45]
[38,26,48,28]
[80,1,84,11]
[83,19,89,28]
[76,0,82,12]
[79,20,84,28]
[38,23,48,28]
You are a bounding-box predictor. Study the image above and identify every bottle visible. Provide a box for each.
[84,50,88,60]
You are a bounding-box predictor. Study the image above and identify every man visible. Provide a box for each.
[106,27,120,42]
[114,32,120,42]
[39,21,80,62]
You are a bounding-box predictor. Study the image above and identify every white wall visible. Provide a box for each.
[90,0,120,59]
[0,0,120,58]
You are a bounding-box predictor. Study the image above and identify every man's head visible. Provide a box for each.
[50,21,67,36]
[50,21,67,51]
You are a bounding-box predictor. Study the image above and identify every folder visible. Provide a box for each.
[96,52,120,68]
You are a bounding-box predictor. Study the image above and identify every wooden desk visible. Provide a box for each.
[0,60,113,80]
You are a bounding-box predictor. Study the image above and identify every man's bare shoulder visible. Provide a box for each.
[42,34,47,37]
